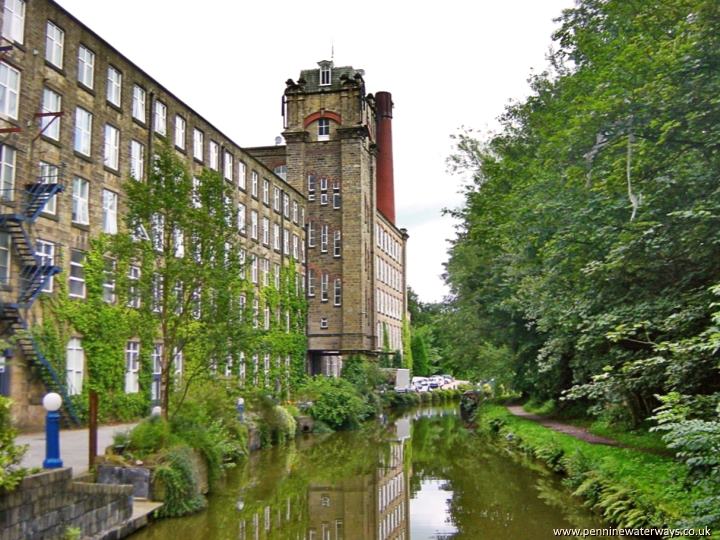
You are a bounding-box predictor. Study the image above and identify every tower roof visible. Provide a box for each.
[297,62,364,92]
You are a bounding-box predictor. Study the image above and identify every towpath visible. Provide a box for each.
[506,405,618,445]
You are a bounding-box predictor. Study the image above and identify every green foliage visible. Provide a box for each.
[298,377,373,430]
[62,527,81,540]
[153,445,207,517]
[442,0,720,432]
[127,416,173,459]
[0,397,27,491]
[651,392,720,529]
[476,404,701,530]
[411,333,430,376]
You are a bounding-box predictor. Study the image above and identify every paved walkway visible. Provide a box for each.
[16,422,138,475]
[506,405,618,446]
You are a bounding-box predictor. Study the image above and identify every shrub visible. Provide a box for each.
[0,397,27,491]
[127,416,173,458]
[299,377,372,430]
[154,445,207,517]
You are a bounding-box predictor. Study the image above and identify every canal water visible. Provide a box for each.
[130,405,611,539]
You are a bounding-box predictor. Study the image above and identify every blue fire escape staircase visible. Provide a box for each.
[0,181,80,425]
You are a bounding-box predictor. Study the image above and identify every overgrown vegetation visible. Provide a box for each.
[0,396,27,491]
[475,405,703,530]
[439,0,720,523]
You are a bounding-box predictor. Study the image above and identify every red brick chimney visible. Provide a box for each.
[375,91,395,224]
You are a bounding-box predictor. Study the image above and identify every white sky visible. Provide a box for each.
[56,0,573,303]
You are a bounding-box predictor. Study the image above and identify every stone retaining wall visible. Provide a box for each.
[0,468,132,540]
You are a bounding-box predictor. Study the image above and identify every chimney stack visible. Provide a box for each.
[375,91,395,224]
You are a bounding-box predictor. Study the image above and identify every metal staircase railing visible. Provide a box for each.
[0,177,79,425]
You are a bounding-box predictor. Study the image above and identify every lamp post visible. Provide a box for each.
[42,392,63,469]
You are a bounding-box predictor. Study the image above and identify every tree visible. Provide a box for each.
[112,142,247,418]
[411,333,429,376]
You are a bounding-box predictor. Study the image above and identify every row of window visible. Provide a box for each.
[377,321,403,351]
[377,288,402,320]
[376,224,402,262]
[4,9,294,195]
[307,222,341,257]
[307,269,342,306]
[307,175,341,208]
[239,205,304,259]
[378,471,405,513]
[379,501,406,540]
[376,256,402,292]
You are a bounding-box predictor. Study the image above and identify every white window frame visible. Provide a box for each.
[36,239,54,292]
[77,45,94,88]
[38,162,58,214]
[151,213,165,252]
[127,265,141,308]
[193,128,204,161]
[320,224,328,253]
[125,341,140,393]
[238,160,246,190]
[320,65,331,86]
[273,223,280,250]
[262,179,270,205]
[334,279,342,306]
[0,61,20,119]
[209,141,219,170]
[262,217,269,245]
[334,230,341,257]
[71,176,89,225]
[308,269,315,297]
[224,151,233,181]
[237,203,246,234]
[175,115,186,149]
[2,0,25,44]
[0,145,15,201]
[251,170,259,198]
[45,21,64,68]
[74,107,92,156]
[0,232,9,285]
[250,210,258,240]
[66,338,84,395]
[102,189,118,234]
[130,140,144,180]
[154,100,167,135]
[318,118,330,141]
[106,65,122,106]
[103,124,120,170]
[69,250,85,298]
[321,273,329,302]
[132,84,146,121]
[40,87,61,140]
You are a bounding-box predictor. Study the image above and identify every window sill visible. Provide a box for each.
[73,151,93,163]
[38,212,59,222]
[39,134,62,148]
[77,81,95,96]
[106,101,123,113]
[71,222,90,231]
[131,117,147,129]
[44,60,65,76]
[103,165,120,176]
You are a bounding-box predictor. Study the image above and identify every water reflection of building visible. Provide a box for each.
[307,419,411,540]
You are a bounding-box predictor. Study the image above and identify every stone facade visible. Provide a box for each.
[248,61,409,373]
[0,468,133,540]
[0,0,306,428]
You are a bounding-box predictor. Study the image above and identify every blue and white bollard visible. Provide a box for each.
[42,392,63,469]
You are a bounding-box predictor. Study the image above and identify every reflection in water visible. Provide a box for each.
[130,405,611,540]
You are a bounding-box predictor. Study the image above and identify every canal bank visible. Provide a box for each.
[128,404,615,539]
[471,404,717,538]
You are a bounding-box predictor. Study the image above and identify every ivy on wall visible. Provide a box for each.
[31,142,307,423]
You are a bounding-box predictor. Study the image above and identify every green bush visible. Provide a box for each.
[127,416,173,458]
[154,445,207,517]
[0,397,27,491]
[298,377,372,430]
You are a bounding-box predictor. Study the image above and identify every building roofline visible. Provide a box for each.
[47,0,306,196]
[376,210,408,239]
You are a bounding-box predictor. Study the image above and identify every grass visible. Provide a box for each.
[476,404,700,531]
[521,399,668,453]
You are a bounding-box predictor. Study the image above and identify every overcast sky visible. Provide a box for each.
[57,0,573,303]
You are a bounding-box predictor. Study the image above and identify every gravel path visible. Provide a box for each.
[506,405,619,446]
